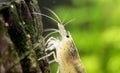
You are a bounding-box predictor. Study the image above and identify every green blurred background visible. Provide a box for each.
[38,0,120,73]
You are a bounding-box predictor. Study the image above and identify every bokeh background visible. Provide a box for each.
[38,0,120,73]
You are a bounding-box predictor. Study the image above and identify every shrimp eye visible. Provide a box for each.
[66,35,69,38]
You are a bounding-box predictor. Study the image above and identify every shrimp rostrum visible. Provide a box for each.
[33,8,86,73]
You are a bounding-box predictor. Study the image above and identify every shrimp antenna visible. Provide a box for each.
[44,8,62,23]
[64,19,75,26]
[32,12,60,24]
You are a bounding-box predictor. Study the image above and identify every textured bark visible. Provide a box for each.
[0,0,50,73]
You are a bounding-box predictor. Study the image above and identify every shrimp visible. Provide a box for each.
[33,8,86,73]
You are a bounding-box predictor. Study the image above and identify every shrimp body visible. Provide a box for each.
[47,23,86,73]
